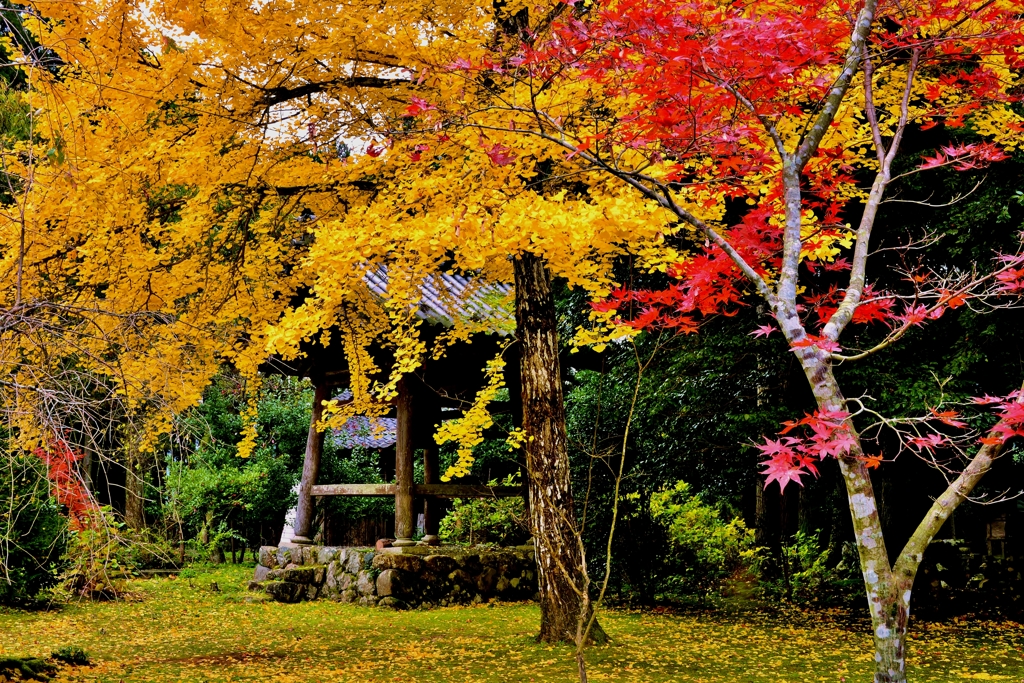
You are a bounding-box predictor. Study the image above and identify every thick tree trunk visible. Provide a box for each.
[124,445,147,530]
[513,252,606,645]
[794,353,909,682]
[292,382,330,544]
[836,456,910,683]
[793,353,1015,683]
[754,477,768,546]
[81,449,93,490]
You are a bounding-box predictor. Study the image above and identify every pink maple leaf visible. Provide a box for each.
[761,456,807,491]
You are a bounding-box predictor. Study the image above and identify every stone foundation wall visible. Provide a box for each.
[252,545,537,609]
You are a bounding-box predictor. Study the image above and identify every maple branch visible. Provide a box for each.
[831,254,1021,362]
[861,45,886,167]
[776,0,880,335]
[880,178,984,208]
[893,381,1024,580]
[793,0,878,169]
[248,76,411,107]
[822,48,919,342]
[887,153,987,184]
[880,48,919,171]
[714,75,788,161]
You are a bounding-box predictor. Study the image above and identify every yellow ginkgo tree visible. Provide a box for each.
[6,0,682,642]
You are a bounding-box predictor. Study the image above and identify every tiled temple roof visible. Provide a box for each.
[363,268,513,333]
[331,415,397,449]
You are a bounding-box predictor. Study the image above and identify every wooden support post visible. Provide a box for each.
[291,382,330,545]
[393,379,416,547]
[421,446,441,545]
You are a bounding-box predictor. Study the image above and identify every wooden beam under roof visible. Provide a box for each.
[311,483,525,498]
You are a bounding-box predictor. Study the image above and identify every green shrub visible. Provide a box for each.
[50,646,89,666]
[0,454,68,605]
[319,446,394,530]
[168,448,294,555]
[0,656,56,681]
[439,476,527,546]
[650,480,757,598]
[161,372,307,555]
[758,530,861,607]
[56,507,172,599]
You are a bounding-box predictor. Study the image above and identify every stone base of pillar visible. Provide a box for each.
[290,535,314,545]
[392,538,417,547]
[418,535,440,546]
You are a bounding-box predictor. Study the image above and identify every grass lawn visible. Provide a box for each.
[0,564,1021,682]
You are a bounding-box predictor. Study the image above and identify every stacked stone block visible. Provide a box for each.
[252,545,536,609]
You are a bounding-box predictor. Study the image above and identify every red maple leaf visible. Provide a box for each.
[761,456,809,491]
[862,454,883,470]
[929,408,966,428]
[404,96,437,117]
[909,433,947,452]
[485,143,517,166]
[791,334,841,353]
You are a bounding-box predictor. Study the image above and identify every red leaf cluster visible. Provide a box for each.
[404,96,436,117]
[996,256,1024,295]
[810,284,895,327]
[548,0,1022,343]
[33,440,96,530]
[485,143,517,166]
[975,391,1024,446]
[919,142,1009,171]
[757,410,857,490]
[590,209,782,331]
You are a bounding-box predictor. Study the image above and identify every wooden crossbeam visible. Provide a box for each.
[312,484,395,497]
[416,484,524,498]
[311,483,524,498]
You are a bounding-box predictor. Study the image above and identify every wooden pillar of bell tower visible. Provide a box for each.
[393,378,416,547]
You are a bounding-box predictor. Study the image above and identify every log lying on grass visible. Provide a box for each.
[0,656,56,682]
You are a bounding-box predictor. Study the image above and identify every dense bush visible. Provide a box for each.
[50,646,90,666]
[439,476,528,546]
[0,454,68,605]
[649,481,756,598]
[169,449,294,555]
[561,321,792,601]
[318,445,394,537]
[162,373,307,556]
[912,539,1024,619]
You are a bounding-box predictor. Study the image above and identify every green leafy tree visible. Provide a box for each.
[164,373,309,555]
[0,453,67,604]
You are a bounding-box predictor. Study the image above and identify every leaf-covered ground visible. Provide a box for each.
[0,565,1021,682]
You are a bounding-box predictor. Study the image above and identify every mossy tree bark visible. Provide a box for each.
[124,444,147,530]
[513,252,606,645]
[292,381,329,544]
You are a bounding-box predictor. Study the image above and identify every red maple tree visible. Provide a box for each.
[428,1,1024,680]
